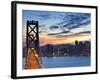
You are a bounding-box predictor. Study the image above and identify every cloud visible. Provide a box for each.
[47,16,90,37]
[23,10,51,21]
[49,26,59,30]
[55,31,91,38]
[77,31,91,34]
[74,31,91,35]
[39,24,45,27]
[53,13,91,30]
[48,31,70,36]
[68,19,90,29]
[37,14,51,20]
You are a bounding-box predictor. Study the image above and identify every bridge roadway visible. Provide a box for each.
[25,48,42,69]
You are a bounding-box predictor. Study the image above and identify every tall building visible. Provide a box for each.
[75,40,78,46]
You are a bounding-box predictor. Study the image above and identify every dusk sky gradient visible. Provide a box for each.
[22,10,91,46]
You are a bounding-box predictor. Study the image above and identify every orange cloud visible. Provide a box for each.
[39,34,91,46]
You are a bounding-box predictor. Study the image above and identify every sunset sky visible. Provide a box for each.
[22,10,91,46]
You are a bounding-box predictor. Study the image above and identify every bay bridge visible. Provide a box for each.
[24,20,42,69]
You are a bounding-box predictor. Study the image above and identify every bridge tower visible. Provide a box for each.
[26,20,39,52]
[25,20,41,69]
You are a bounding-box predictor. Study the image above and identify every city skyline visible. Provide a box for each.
[39,40,91,57]
[22,10,91,46]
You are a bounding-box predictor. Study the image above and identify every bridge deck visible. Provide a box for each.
[25,48,42,69]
